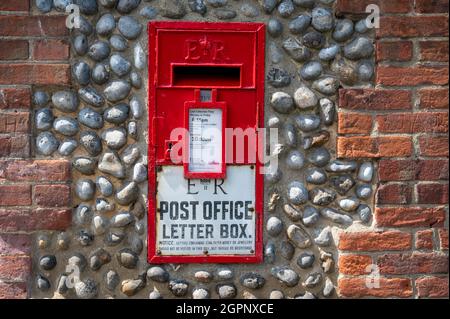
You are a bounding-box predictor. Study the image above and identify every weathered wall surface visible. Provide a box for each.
[0,0,447,299]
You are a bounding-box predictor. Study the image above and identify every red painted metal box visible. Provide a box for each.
[148,21,265,263]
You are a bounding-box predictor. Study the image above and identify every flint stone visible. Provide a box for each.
[287,224,311,248]
[320,208,353,225]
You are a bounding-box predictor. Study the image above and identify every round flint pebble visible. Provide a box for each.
[140,6,159,19]
[104,80,131,102]
[312,7,334,32]
[96,13,116,36]
[356,184,372,199]
[267,18,283,37]
[76,179,96,201]
[319,45,339,62]
[344,37,374,60]
[79,87,105,107]
[110,54,132,77]
[54,0,73,11]
[52,91,79,113]
[101,127,127,150]
[118,16,143,40]
[295,114,321,132]
[287,181,309,205]
[35,108,53,130]
[36,0,53,13]
[289,15,311,34]
[110,34,129,51]
[294,86,318,109]
[297,252,315,269]
[80,131,102,156]
[88,41,111,62]
[104,103,129,124]
[96,176,114,197]
[271,92,294,114]
[39,255,57,270]
[333,19,354,42]
[33,91,50,107]
[53,117,79,136]
[295,0,315,9]
[307,147,331,167]
[240,3,259,17]
[37,274,51,291]
[278,0,294,18]
[92,64,110,85]
[76,0,98,15]
[266,216,283,236]
[300,61,323,81]
[286,150,305,170]
[36,131,59,155]
[117,0,141,14]
[72,61,91,86]
[58,139,77,156]
[78,108,104,129]
[305,167,327,184]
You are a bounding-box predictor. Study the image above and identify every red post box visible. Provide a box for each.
[148,21,265,263]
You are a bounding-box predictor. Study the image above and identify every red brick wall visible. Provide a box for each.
[0,1,71,299]
[336,0,449,298]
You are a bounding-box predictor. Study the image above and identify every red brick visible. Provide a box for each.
[377,66,449,86]
[375,207,445,228]
[376,112,448,134]
[33,39,70,61]
[0,40,29,60]
[339,89,411,110]
[0,160,70,182]
[0,135,30,158]
[438,229,448,250]
[377,16,449,38]
[416,229,434,250]
[0,64,70,85]
[417,183,448,204]
[339,231,412,251]
[420,41,449,62]
[0,282,27,299]
[337,136,412,158]
[338,277,413,298]
[0,185,31,206]
[378,159,448,181]
[0,208,72,232]
[0,112,30,133]
[338,113,372,134]
[376,41,413,62]
[0,256,30,281]
[336,0,412,15]
[419,88,449,109]
[0,16,68,37]
[339,255,373,275]
[415,0,449,13]
[376,183,412,204]
[0,0,29,11]
[416,276,448,298]
[378,252,448,275]
[0,88,31,110]
[419,136,449,157]
[0,234,30,255]
[33,184,71,207]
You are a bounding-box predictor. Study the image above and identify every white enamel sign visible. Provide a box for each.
[156,165,255,256]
